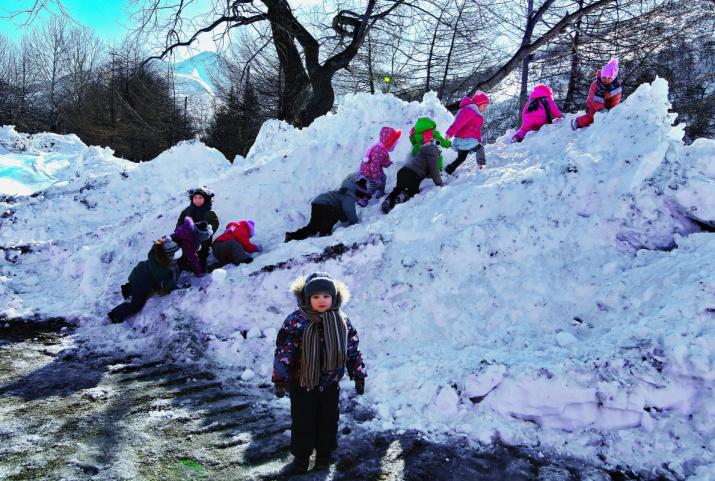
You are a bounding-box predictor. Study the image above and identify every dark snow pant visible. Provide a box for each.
[289,203,341,240]
[445,143,486,174]
[110,274,157,322]
[289,382,340,458]
[198,239,211,272]
[386,167,423,205]
[212,239,250,265]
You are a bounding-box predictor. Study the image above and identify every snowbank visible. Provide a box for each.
[1,82,714,479]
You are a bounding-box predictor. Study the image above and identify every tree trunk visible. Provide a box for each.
[563,0,584,112]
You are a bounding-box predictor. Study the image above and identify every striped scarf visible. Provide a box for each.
[593,77,622,104]
[299,306,348,389]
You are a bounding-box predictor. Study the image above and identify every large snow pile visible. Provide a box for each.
[1,79,714,479]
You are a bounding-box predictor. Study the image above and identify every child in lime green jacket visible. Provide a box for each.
[408,117,451,171]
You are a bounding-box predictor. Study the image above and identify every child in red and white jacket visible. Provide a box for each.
[444,91,489,174]
[209,220,261,271]
[573,58,622,130]
[358,126,402,205]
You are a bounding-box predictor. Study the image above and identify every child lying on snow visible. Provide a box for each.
[284,175,368,242]
[108,237,186,324]
[208,220,262,272]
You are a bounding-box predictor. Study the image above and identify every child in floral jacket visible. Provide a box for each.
[273,272,367,473]
[358,126,402,205]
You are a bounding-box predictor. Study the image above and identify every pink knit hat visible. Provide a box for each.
[472,91,490,106]
[244,220,255,237]
[601,58,619,79]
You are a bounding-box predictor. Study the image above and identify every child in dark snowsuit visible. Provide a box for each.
[511,84,563,143]
[444,91,489,174]
[409,117,451,171]
[176,186,219,272]
[572,58,622,130]
[208,220,262,271]
[273,272,367,473]
[357,126,402,206]
[172,217,213,277]
[284,176,367,242]
[108,237,183,324]
[382,139,444,214]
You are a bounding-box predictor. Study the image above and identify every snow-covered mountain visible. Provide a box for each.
[1,79,714,479]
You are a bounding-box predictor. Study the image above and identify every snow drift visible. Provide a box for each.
[1,78,714,479]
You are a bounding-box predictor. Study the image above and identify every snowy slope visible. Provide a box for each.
[1,79,714,479]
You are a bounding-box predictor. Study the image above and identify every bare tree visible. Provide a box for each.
[126,0,406,127]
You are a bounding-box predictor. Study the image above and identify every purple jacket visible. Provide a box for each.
[514,85,562,140]
[171,217,202,275]
[446,96,484,142]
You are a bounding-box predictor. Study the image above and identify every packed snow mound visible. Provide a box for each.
[1,82,715,479]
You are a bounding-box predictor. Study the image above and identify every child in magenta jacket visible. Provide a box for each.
[358,126,402,205]
[511,84,563,143]
[573,58,622,130]
[444,91,489,174]
[209,220,262,271]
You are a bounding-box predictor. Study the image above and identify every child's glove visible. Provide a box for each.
[355,379,365,395]
[254,245,263,253]
[274,382,289,398]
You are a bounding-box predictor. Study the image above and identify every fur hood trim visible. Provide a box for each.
[291,275,350,307]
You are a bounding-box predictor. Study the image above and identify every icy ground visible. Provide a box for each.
[1,78,714,480]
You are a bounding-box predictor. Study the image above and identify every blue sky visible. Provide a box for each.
[1,0,129,43]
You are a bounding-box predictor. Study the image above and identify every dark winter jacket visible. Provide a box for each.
[404,142,443,187]
[272,276,367,388]
[128,247,179,293]
[312,177,360,226]
[176,206,219,244]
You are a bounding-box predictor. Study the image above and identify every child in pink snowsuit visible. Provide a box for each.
[573,58,622,130]
[444,91,489,174]
[511,84,562,143]
[358,126,402,205]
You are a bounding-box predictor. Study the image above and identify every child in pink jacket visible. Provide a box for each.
[444,91,489,174]
[511,84,563,143]
[358,126,402,205]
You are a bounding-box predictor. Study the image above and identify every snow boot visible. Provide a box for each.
[292,456,310,474]
[381,198,393,214]
[107,312,121,324]
[207,262,222,273]
[121,283,131,300]
[394,192,408,205]
[374,189,385,199]
[284,232,294,243]
[357,198,368,207]
[571,119,578,130]
[314,452,331,470]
